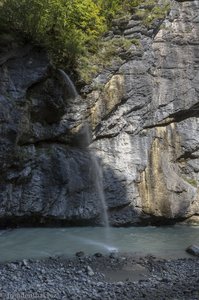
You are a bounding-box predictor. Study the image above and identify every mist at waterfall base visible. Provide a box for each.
[0,226,199,262]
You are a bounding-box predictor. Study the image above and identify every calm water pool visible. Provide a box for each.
[0,225,198,262]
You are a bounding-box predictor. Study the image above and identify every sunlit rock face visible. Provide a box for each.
[0,0,199,227]
[87,0,199,225]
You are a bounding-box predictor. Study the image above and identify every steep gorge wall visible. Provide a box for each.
[0,37,101,226]
[86,0,199,225]
[0,0,198,226]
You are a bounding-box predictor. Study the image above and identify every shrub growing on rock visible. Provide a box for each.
[0,0,106,68]
[0,0,169,81]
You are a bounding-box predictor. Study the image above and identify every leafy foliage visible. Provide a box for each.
[0,0,106,68]
[77,37,139,83]
[134,0,170,26]
[97,0,145,24]
[0,0,170,81]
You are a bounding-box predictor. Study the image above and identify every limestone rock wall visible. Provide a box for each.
[86,0,199,225]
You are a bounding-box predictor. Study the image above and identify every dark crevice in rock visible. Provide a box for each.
[96,96,127,127]
[0,215,101,229]
[108,203,131,212]
[144,102,199,129]
[177,148,199,162]
[0,214,191,229]
[111,215,188,227]
[171,103,199,121]
[19,139,88,150]
[94,132,121,141]
[144,119,175,129]
[176,0,195,2]
[93,97,129,140]
[123,103,146,117]
[140,215,187,226]
[19,139,69,147]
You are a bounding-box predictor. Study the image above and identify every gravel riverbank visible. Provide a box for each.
[0,253,198,300]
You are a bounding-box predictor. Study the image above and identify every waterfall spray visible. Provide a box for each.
[83,124,110,239]
[58,70,110,238]
[58,69,78,99]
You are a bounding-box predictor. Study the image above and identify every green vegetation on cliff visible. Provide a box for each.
[0,0,169,82]
[0,0,106,68]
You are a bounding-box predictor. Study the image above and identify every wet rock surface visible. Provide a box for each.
[0,254,198,300]
[186,245,199,257]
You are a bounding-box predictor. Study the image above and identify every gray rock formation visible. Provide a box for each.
[0,34,105,226]
[0,0,199,226]
[85,0,199,225]
[186,244,199,257]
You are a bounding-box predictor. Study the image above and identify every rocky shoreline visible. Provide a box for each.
[0,253,198,300]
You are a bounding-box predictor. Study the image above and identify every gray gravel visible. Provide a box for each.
[0,253,198,300]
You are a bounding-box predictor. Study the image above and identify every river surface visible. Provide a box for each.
[0,225,198,262]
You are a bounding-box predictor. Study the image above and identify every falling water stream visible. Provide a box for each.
[84,124,110,236]
[58,69,79,99]
[58,70,111,243]
[90,153,110,229]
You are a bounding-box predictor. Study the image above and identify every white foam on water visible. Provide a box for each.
[73,235,118,253]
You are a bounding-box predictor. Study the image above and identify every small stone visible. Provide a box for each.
[96,282,103,287]
[116,282,124,287]
[76,251,85,258]
[22,259,29,267]
[94,252,103,258]
[186,245,199,257]
[109,252,117,259]
[161,278,170,283]
[86,266,94,276]
[9,263,17,270]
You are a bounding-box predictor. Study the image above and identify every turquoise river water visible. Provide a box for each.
[0,225,198,262]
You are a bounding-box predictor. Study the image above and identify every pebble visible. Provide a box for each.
[86,266,95,276]
[186,244,199,257]
[22,259,29,267]
[76,251,85,257]
[0,255,197,300]
[94,252,103,258]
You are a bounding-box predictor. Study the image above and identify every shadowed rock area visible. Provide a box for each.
[0,33,127,226]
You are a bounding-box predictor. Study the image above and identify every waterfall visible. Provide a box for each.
[58,69,78,99]
[90,152,111,241]
[84,124,110,235]
[91,154,109,228]
[59,70,110,235]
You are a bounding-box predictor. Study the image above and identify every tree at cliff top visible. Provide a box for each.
[0,0,107,68]
[0,0,161,80]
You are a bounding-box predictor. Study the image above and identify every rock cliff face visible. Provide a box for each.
[0,0,199,226]
[0,35,100,226]
[86,0,199,225]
